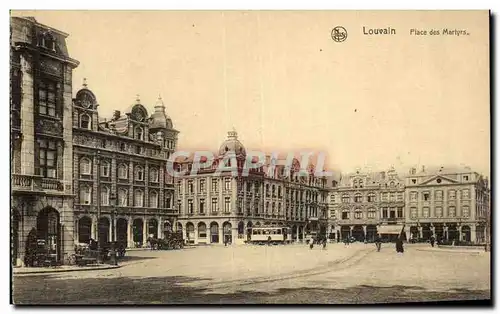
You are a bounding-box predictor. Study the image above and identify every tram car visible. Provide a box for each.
[249,227,292,245]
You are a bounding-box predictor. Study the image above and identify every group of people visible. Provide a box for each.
[374,233,405,253]
[309,238,328,250]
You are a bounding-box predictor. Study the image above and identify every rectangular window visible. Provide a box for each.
[224,197,231,213]
[381,193,388,202]
[423,192,430,201]
[449,190,456,200]
[165,196,171,209]
[397,207,403,218]
[199,179,206,193]
[389,208,396,218]
[423,207,429,218]
[435,207,443,217]
[211,198,218,212]
[389,193,396,201]
[354,211,362,219]
[462,189,470,199]
[177,182,182,195]
[342,211,349,220]
[38,80,57,116]
[188,199,193,214]
[382,208,388,218]
[199,199,205,214]
[224,178,231,191]
[367,211,376,219]
[37,139,57,178]
[397,193,404,202]
[410,207,417,219]
[462,206,470,218]
[410,192,418,201]
[188,180,194,194]
[448,206,456,217]
[212,178,218,192]
[435,190,443,201]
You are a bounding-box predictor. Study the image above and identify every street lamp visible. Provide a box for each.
[109,192,117,266]
[95,150,102,264]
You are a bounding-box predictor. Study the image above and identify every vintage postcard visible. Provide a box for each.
[10,10,490,305]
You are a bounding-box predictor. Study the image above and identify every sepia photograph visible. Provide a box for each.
[9,9,491,305]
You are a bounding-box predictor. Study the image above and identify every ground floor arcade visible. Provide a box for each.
[329,222,487,244]
[74,213,178,248]
[11,194,74,267]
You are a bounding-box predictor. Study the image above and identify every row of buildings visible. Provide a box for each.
[10,17,490,267]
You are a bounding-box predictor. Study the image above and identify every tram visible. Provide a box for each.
[249,227,292,245]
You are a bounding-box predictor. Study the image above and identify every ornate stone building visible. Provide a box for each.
[329,167,406,242]
[174,130,329,245]
[11,17,79,266]
[72,83,179,248]
[404,166,490,243]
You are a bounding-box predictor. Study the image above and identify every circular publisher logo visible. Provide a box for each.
[331,26,347,42]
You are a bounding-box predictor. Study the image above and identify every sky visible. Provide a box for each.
[11,10,491,176]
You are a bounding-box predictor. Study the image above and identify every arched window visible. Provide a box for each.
[118,164,128,179]
[367,208,377,219]
[342,194,350,203]
[354,209,363,219]
[101,160,110,177]
[101,186,110,205]
[354,193,363,203]
[150,167,159,183]
[135,127,144,140]
[134,189,144,207]
[118,188,128,206]
[367,193,376,202]
[80,114,91,129]
[80,157,92,175]
[135,166,144,181]
[353,179,358,188]
[359,180,364,188]
[149,191,158,208]
[80,185,91,204]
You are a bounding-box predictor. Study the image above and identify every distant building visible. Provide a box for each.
[174,130,330,244]
[329,167,405,242]
[404,166,490,243]
[72,84,179,248]
[10,17,79,266]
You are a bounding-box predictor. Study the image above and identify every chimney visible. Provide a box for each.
[421,165,425,173]
[113,110,121,121]
[410,167,416,175]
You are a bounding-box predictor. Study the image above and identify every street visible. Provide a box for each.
[12,243,491,304]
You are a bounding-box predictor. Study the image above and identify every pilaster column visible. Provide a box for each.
[418,226,423,239]
[91,215,97,240]
[127,218,133,248]
[158,217,163,239]
[362,225,367,241]
[470,224,477,243]
[143,218,148,245]
[431,224,436,237]
[219,227,224,244]
[444,225,449,240]
[349,225,353,237]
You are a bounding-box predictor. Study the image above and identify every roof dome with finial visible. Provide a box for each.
[149,95,174,130]
[218,128,246,157]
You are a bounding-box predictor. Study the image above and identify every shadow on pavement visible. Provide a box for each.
[12,274,491,305]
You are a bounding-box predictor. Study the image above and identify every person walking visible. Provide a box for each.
[395,236,404,253]
[375,233,382,252]
[322,239,327,250]
[430,235,435,248]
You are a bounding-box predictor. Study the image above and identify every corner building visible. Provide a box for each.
[72,84,179,248]
[404,166,490,243]
[175,130,329,245]
[329,168,406,242]
[11,17,79,266]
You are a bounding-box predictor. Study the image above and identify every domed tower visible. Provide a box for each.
[73,78,98,131]
[148,95,179,158]
[218,129,246,158]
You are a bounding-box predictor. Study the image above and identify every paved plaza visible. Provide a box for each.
[12,243,490,304]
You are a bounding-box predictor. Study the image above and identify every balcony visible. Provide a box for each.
[12,174,63,193]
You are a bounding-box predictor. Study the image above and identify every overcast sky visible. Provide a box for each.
[12,10,490,176]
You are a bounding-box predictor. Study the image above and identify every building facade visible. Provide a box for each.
[11,17,79,266]
[175,130,329,245]
[404,166,490,243]
[329,168,406,242]
[72,84,179,248]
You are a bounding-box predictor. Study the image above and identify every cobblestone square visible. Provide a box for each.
[12,243,490,304]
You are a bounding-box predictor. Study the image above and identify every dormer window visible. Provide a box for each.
[38,32,56,51]
[135,127,144,140]
[80,114,91,129]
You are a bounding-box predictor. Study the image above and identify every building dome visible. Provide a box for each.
[149,95,173,129]
[218,129,246,157]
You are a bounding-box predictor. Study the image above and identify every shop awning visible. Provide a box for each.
[378,225,404,234]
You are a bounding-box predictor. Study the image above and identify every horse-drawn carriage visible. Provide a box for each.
[71,240,127,266]
[147,231,184,250]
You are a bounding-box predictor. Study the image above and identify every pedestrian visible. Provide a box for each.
[309,241,314,249]
[430,236,435,248]
[322,239,327,250]
[375,233,382,252]
[267,236,272,246]
[395,236,404,254]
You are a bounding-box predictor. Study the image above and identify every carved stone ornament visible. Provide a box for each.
[36,118,63,135]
